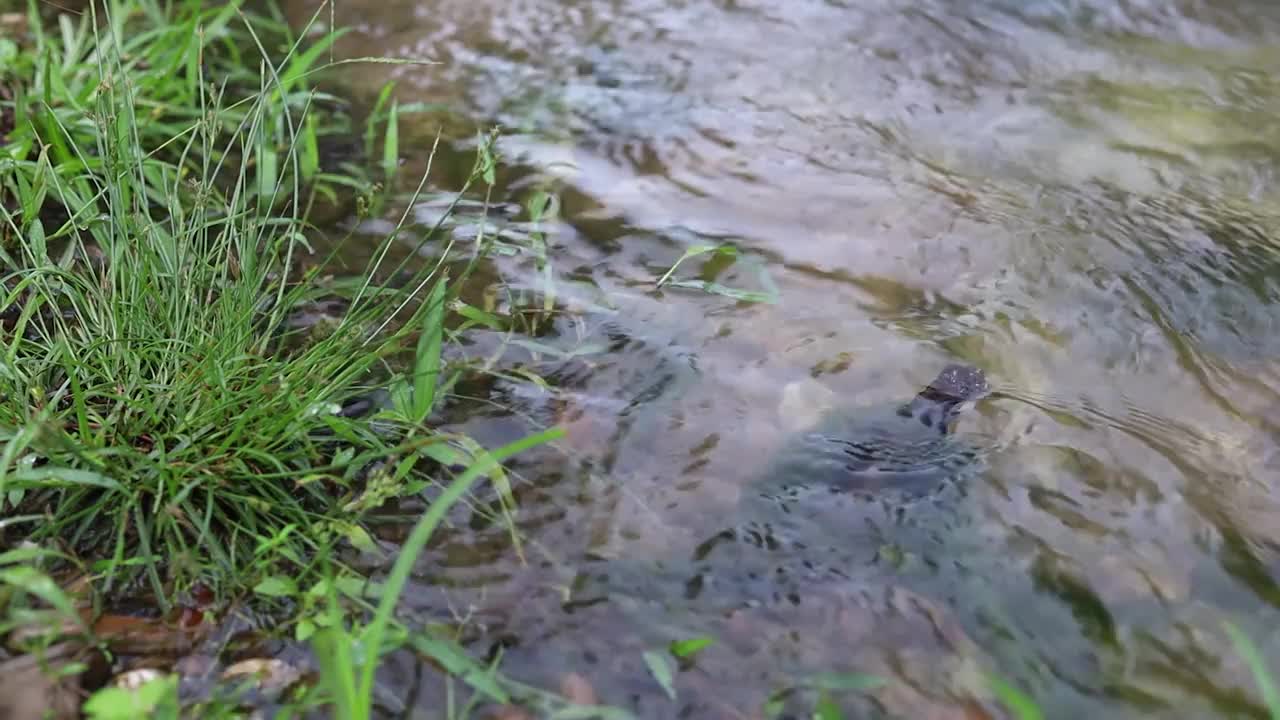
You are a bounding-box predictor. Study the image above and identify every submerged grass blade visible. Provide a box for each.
[1225,620,1280,720]
[353,426,565,714]
[407,629,508,704]
[655,244,738,287]
[987,674,1044,720]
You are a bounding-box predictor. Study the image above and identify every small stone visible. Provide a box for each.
[777,378,837,432]
[115,667,167,690]
[560,671,598,706]
[221,658,303,692]
[173,653,217,680]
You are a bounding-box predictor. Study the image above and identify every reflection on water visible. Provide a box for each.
[290,0,1280,716]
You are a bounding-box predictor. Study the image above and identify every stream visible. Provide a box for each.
[284,0,1280,717]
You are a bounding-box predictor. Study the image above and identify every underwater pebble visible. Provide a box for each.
[777,378,837,432]
[560,671,598,706]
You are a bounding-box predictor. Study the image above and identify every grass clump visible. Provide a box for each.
[0,0,527,610]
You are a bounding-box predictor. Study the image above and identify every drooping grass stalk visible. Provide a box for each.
[314,426,565,720]
[1225,620,1280,720]
[986,673,1044,720]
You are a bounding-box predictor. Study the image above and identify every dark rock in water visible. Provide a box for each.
[683,364,995,607]
[569,364,998,615]
[755,363,990,499]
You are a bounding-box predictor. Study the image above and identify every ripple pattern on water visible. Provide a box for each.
[289,0,1280,716]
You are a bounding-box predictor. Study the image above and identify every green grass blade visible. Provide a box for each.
[411,277,446,424]
[10,466,122,491]
[407,629,508,703]
[355,426,565,710]
[364,82,395,165]
[987,674,1044,720]
[315,569,361,720]
[381,98,399,184]
[803,672,887,693]
[0,565,83,627]
[1225,620,1280,720]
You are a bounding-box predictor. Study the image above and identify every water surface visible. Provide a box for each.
[286,0,1280,717]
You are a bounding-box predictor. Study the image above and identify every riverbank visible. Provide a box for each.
[0,1,575,716]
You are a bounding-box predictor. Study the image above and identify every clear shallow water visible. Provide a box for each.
[287,0,1280,717]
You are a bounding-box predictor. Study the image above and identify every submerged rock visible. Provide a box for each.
[755,363,991,499]
[577,364,1000,616]
[686,365,995,602]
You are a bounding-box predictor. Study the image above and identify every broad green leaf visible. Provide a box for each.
[83,675,178,720]
[0,39,17,70]
[420,442,470,468]
[813,692,844,720]
[412,277,446,423]
[254,575,298,598]
[334,575,384,601]
[0,566,82,624]
[669,636,714,658]
[343,523,381,556]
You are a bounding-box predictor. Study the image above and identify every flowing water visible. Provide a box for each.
[284,1,1280,717]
